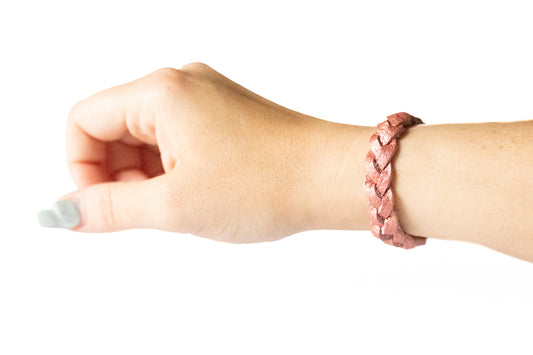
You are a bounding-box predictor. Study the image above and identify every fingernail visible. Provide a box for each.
[37,200,80,229]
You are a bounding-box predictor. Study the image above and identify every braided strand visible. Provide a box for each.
[363,112,427,249]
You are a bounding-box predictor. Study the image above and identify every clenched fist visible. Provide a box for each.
[38,63,370,243]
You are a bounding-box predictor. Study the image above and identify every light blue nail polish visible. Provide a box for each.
[37,209,61,228]
[37,200,80,229]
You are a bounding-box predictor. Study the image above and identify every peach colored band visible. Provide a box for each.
[363,112,427,249]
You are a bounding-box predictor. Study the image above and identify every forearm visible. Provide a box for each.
[297,116,533,261]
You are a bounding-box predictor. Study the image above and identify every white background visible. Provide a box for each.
[1,0,532,354]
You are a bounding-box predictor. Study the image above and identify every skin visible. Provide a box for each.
[62,62,533,262]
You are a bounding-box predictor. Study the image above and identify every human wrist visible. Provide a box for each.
[289,116,375,232]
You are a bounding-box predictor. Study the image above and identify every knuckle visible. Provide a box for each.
[147,63,213,103]
[152,67,183,80]
[150,67,190,98]
[180,61,211,74]
[67,99,84,123]
[99,185,118,230]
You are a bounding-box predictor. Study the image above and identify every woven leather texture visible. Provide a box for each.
[363,112,427,249]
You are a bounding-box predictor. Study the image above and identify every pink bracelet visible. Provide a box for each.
[363,112,427,249]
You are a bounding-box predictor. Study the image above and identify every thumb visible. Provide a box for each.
[38,175,171,233]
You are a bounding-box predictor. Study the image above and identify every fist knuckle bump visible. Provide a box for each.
[180,61,211,74]
[150,67,190,99]
[152,67,182,80]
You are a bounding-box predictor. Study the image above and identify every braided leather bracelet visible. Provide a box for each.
[363,112,427,249]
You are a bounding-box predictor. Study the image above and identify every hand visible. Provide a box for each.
[42,63,367,243]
